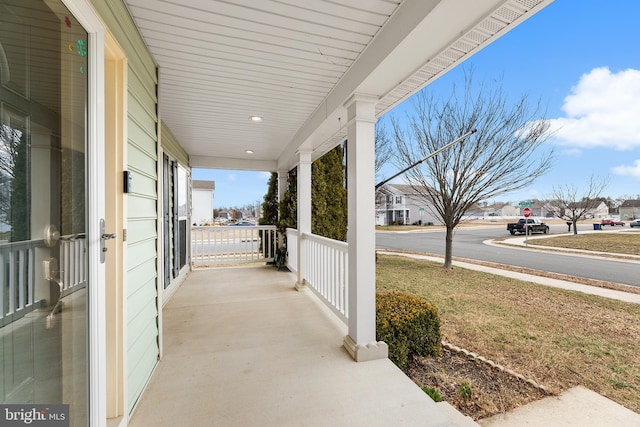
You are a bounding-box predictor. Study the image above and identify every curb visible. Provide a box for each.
[441,341,550,394]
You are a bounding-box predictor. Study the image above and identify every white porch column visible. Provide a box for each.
[277,169,288,204]
[295,149,312,290]
[342,94,388,362]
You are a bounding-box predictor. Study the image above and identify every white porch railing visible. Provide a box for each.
[286,230,349,323]
[0,235,86,326]
[191,225,277,267]
[60,234,88,296]
[285,228,298,272]
[0,240,37,326]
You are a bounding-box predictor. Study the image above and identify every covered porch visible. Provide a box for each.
[129,266,472,426]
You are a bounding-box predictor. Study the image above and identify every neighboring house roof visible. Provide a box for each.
[380,183,429,196]
[620,199,640,208]
[193,180,215,190]
[543,200,606,209]
[571,201,607,209]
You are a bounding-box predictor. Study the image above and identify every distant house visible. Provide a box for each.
[484,202,519,217]
[500,204,520,217]
[543,200,609,219]
[216,211,230,224]
[619,199,640,220]
[586,201,610,219]
[375,184,440,225]
[192,180,215,225]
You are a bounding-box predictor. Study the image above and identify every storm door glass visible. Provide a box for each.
[0,0,89,425]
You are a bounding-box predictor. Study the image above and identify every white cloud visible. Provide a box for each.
[547,67,640,150]
[612,159,640,177]
[559,148,583,157]
[227,174,236,182]
[259,171,271,180]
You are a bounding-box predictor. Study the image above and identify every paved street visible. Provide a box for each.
[376,224,639,288]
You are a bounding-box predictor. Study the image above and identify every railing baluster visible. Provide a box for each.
[8,250,16,315]
[28,247,34,306]
[18,249,26,311]
[74,239,80,287]
[0,253,5,320]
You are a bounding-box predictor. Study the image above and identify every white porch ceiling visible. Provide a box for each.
[124,0,552,171]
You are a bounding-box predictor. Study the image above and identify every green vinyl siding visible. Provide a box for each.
[127,240,157,271]
[128,67,157,116]
[128,93,156,140]
[127,196,157,221]
[127,322,159,408]
[90,0,160,413]
[128,261,158,293]
[128,144,157,180]
[127,279,157,326]
[127,173,157,199]
[128,120,157,157]
[127,219,157,243]
[125,69,158,412]
[161,123,189,166]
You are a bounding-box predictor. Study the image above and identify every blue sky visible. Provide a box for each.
[194,1,640,208]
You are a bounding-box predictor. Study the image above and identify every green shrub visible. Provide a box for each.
[376,290,442,370]
[421,386,442,402]
[459,382,472,400]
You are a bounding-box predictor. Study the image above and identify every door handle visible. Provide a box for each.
[43,224,60,247]
[100,219,117,263]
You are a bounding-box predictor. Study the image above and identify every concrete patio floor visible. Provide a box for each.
[128,266,474,426]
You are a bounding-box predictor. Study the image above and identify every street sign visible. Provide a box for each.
[523,207,531,218]
[519,201,534,207]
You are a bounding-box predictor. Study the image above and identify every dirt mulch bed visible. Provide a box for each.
[407,347,550,421]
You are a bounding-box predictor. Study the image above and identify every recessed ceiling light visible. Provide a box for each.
[249,116,263,122]
[245,150,254,154]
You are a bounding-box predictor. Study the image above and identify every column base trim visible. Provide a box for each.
[343,335,388,362]
[294,280,306,291]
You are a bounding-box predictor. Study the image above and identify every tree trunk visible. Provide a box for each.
[573,219,578,235]
[444,225,454,269]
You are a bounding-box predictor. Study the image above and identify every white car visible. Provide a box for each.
[630,219,640,228]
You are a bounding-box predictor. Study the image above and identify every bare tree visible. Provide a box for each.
[393,72,554,269]
[375,119,393,181]
[374,119,396,226]
[545,176,609,235]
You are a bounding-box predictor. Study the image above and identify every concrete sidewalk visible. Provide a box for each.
[480,386,640,427]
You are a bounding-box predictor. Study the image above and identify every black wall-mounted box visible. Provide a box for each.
[123,170,132,193]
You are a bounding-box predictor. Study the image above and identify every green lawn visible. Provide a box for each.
[376,254,640,413]
[527,233,640,255]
